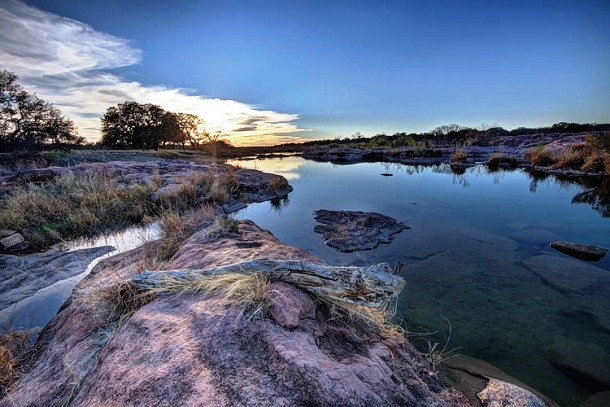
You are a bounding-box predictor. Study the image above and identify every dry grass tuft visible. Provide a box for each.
[0,329,38,396]
[320,296,403,339]
[487,153,519,169]
[449,150,467,164]
[524,144,555,167]
[155,205,216,260]
[145,272,271,319]
[269,175,289,195]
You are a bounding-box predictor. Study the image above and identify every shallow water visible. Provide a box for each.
[1,223,160,331]
[229,156,610,407]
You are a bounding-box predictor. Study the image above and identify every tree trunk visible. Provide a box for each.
[129,258,405,309]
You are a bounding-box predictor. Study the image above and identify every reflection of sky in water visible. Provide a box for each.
[227,156,303,180]
[1,224,160,332]
[234,157,610,407]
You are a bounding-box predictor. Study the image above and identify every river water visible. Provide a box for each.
[228,155,610,407]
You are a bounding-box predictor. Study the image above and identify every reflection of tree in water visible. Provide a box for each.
[571,177,610,217]
[526,169,610,218]
[270,196,290,214]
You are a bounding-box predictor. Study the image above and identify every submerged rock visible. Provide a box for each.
[522,255,610,332]
[544,336,610,391]
[579,391,610,407]
[549,241,607,261]
[313,209,409,252]
[1,221,469,407]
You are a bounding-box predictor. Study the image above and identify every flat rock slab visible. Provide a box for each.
[550,241,607,261]
[313,209,409,252]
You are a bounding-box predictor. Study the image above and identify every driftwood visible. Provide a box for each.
[130,258,405,308]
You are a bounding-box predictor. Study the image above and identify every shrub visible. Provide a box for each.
[552,144,586,170]
[487,153,519,170]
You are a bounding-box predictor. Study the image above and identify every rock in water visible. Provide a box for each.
[478,378,549,407]
[549,241,607,261]
[313,209,409,252]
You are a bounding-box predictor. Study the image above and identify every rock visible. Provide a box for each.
[0,246,115,312]
[522,255,610,332]
[0,230,16,239]
[313,209,409,252]
[267,281,315,329]
[477,378,548,407]
[0,232,25,252]
[544,336,610,390]
[1,222,469,407]
[579,391,610,407]
[549,241,607,261]
[441,355,558,407]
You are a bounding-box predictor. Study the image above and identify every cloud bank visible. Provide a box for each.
[0,0,309,146]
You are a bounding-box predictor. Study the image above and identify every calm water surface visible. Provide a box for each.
[228,156,610,407]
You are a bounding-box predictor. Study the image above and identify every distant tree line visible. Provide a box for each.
[100,101,224,151]
[293,122,610,149]
[0,70,84,152]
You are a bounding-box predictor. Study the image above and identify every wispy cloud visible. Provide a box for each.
[0,0,310,146]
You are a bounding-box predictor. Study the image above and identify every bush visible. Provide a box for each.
[524,144,555,167]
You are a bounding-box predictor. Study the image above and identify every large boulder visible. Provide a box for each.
[1,221,468,406]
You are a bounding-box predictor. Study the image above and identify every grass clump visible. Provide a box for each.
[449,149,467,164]
[0,171,155,249]
[155,205,216,261]
[524,144,555,167]
[487,153,520,170]
[0,329,38,397]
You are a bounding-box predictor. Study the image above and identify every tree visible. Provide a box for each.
[101,101,174,149]
[0,70,82,151]
[175,113,206,150]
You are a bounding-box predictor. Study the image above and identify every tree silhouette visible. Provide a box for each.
[0,70,82,151]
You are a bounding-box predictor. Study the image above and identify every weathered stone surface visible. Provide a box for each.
[0,233,24,251]
[267,281,315,329]
[550,241,608,261]
[0,230,16,239]
[1,221,469,407]
[0,246,114,311]
[544,336,610,390]
[522,255,610,332]
[579,391,610,407]
[477,378,548,407]
[313,209,409,252]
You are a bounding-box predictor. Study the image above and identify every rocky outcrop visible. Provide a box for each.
[478,378,548,407]
[313,209,409,252]
[549,241,607,261]
[1,221,469,406]
[0,246,114,312]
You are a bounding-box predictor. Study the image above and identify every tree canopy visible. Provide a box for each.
[0,70,83,151]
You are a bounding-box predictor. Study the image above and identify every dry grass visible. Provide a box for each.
[552,143,587,170]
[524,144,555,167]
[0,329,37,396]
[487,153,519,169]
[449,150,467,164]
[0,171,156,249]
[155,205,216,261]
[320,296,403,339]
[269,175,289,195]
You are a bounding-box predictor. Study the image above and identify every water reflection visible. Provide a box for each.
[571,177,610,217]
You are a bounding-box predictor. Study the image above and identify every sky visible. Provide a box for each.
[1,0,609,146]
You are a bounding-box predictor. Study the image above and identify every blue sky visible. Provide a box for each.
[1,0,609,145]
